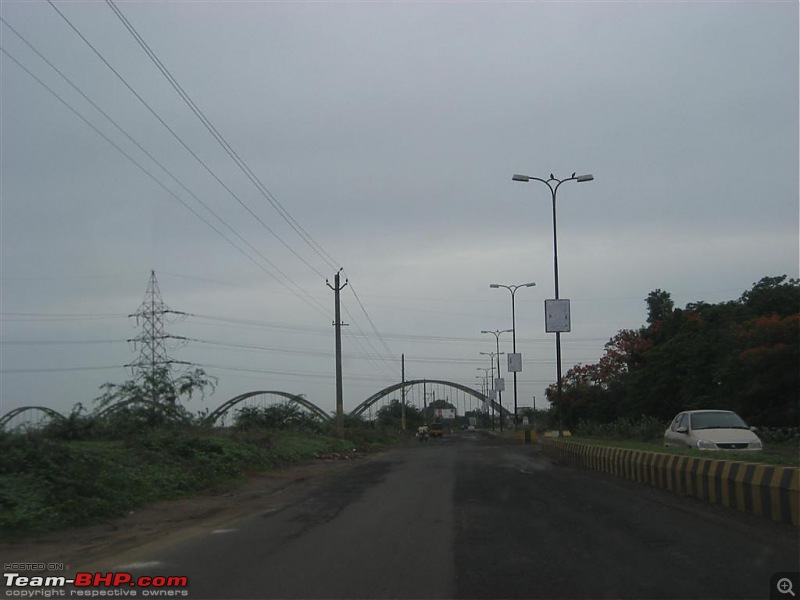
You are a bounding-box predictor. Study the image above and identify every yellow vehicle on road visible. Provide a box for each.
[429,423,444,438]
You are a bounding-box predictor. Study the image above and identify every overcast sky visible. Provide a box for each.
[1,0,798,424]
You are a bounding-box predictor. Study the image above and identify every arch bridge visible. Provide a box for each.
[351,379,505,419]
[0,406,66,432]
[1,381,504,432]
[205,390,332,425]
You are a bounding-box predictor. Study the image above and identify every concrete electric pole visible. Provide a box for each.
[327,269,348,437]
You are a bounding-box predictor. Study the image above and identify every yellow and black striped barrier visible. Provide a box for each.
[541,439,800,526]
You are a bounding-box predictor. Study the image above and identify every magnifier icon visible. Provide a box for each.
[778,578,796,597]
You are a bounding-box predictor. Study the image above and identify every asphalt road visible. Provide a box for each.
[99,432,798,599]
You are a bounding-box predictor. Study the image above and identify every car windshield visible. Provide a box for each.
[690,411,749,430]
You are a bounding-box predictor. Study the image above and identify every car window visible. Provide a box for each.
[671,413,686,431]
[690,411,748,430]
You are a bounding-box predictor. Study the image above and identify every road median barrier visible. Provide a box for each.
[541,438,799,526]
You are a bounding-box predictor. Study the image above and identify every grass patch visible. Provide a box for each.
[0,428,395,537]
[563,436,799,466]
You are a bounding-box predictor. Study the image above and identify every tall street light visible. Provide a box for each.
[481,329,512,431]
[476,367,491,427]
[489,282,536,426]
[511,172,593,436]
[479,351,504,430]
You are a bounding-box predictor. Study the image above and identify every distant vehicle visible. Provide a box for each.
[663,410,763,451]
[429,423,444,438]
[467,425,475,431]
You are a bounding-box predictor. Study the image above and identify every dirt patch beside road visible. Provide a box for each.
[1,456,370,574]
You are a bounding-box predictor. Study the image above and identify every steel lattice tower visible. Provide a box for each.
[126,270,188,382]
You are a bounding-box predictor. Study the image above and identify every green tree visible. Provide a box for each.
[725,314,800,425]
[234,402,323,431]
[94,366,216,430]
[740,275,800,317]
[646,289,674,325]
[376,399,424,430]
[549,277,799,427]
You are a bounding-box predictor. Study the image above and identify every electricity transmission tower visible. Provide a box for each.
[126,271,191,390]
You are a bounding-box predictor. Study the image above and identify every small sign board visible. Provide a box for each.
[545,299,571,333]
[494,377,505,392]
[508,353,522,373]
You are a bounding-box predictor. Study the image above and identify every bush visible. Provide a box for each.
[234,403,324,433]
[751,426,800,444]
[574,416,668,441]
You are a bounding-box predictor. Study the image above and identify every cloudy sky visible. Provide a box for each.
[1,0,797,424]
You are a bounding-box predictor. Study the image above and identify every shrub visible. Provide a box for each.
[574,416,668,441]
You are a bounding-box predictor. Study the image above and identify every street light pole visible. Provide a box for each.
[476,367,491,427]
[481,329,512,432]
[512,172,593,436]
[490,282,536,426]
[479,352,503,430]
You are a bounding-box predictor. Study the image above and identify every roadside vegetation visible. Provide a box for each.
[546,275,798,431]
[0,368,397,537]
[567,416,798,467]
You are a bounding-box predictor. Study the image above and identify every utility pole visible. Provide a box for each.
[401,354,406,431]
[423,379,428,424]
[327,269,348,438]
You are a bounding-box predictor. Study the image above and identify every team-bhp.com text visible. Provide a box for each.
[3,572,189,598]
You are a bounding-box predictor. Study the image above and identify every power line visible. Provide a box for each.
[0,16,330,319]
[345,278,399,364]
[0,365,123,374]
[0,312,125,321]
[45,0,330,281]
[6,5,496,377]
[104,0,340,275]
[200,363,395,383]
[1,339,125,345]
[96,2,399,381]
[0,40,330,320]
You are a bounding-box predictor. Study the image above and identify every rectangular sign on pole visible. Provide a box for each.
[494,377,505,392]
[545,299,571,333]
[508,353,522,373]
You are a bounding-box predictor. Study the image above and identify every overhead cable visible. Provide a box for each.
[45,0,329,282]
[104,0,340,274]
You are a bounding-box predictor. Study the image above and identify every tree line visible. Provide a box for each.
[547,275,799,428]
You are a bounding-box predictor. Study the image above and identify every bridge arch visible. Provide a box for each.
[350,379,507,418]
[206,391,332,425]
[0,406,66,432]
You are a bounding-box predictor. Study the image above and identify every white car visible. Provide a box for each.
[664,410,763,451]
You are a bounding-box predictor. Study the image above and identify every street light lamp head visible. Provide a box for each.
[576,174,594,182]
[489,284,500,289]
[523,282,536,287]
[512,174,530,182]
